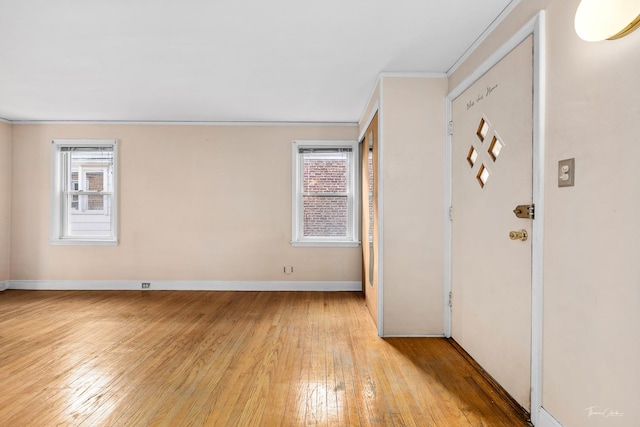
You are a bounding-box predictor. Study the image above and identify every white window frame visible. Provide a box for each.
[291,140,360,247]
[50,139,118,246]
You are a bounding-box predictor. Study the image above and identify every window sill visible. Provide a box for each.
[290,240,361,248]
[49,238,118,247]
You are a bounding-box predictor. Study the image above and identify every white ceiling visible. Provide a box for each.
[0,0,515,123]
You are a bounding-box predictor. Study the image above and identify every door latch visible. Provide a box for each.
[513,204,534,219]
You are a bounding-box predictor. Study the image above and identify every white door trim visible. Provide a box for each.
[377,79,385,337]
[444,11,546,426]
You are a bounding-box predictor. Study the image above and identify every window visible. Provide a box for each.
[291,140,359,247]
[50,139,118,245]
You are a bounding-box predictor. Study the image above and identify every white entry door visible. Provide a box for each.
[451,36,533,410]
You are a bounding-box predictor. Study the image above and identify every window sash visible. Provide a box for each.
[302,194,350,238]
[64,192,112,214]
[65,191,113,195]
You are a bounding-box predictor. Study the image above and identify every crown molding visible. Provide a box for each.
[379,72,447,79]
[8,119,357,127]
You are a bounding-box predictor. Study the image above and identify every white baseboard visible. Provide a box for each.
[382,334,445,338]
[6,280,361,292]
[0,281,8,291]
[537,408,563,427]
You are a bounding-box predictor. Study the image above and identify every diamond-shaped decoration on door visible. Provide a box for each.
[476,164,490,188]
[488,135,503,162]
[467,146,478,168]
[476,118,489,142]
[466,115,505,189]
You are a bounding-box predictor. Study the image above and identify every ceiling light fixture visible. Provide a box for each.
[575,0,640,41]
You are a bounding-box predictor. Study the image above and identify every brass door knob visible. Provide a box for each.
[509,229,528,241]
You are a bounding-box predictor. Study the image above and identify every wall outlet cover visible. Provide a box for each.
[558,158,575,187]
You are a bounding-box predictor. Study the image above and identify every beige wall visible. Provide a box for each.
[381,77,447,335]
[10,124,361,283]
[451,1,640,425]
[358,76,447,335]
[0,122,11,282]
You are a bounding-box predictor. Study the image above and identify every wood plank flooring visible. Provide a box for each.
[0,290,530,426]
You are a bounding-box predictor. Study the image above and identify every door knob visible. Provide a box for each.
[509,229,528,241]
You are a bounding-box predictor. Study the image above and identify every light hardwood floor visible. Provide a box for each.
[0,290,529,426]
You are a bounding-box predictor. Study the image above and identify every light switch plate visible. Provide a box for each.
[558,158,575,187]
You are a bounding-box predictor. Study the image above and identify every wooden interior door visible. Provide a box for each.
[361,113,379,326]
[451,37,533,410]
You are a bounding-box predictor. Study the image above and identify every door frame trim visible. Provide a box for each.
[444,11,546,426]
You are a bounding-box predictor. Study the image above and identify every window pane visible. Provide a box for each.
[85,172,103,190]
[303,195,348,237]
[86,172,105,210]
[69,152,113,192]
[302,152,348,194]
[87,194,104,211]
[66,194,113,237]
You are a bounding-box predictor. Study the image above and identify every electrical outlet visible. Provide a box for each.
[283,266,294,275]
[141,282,151,289]
[558,158,575,187]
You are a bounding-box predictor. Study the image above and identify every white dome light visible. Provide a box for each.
[575,0,640,41]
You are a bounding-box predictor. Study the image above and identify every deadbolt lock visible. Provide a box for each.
[513,204,535,219]
[509,229,528,242]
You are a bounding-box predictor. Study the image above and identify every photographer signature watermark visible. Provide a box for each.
[585,406,624,418]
